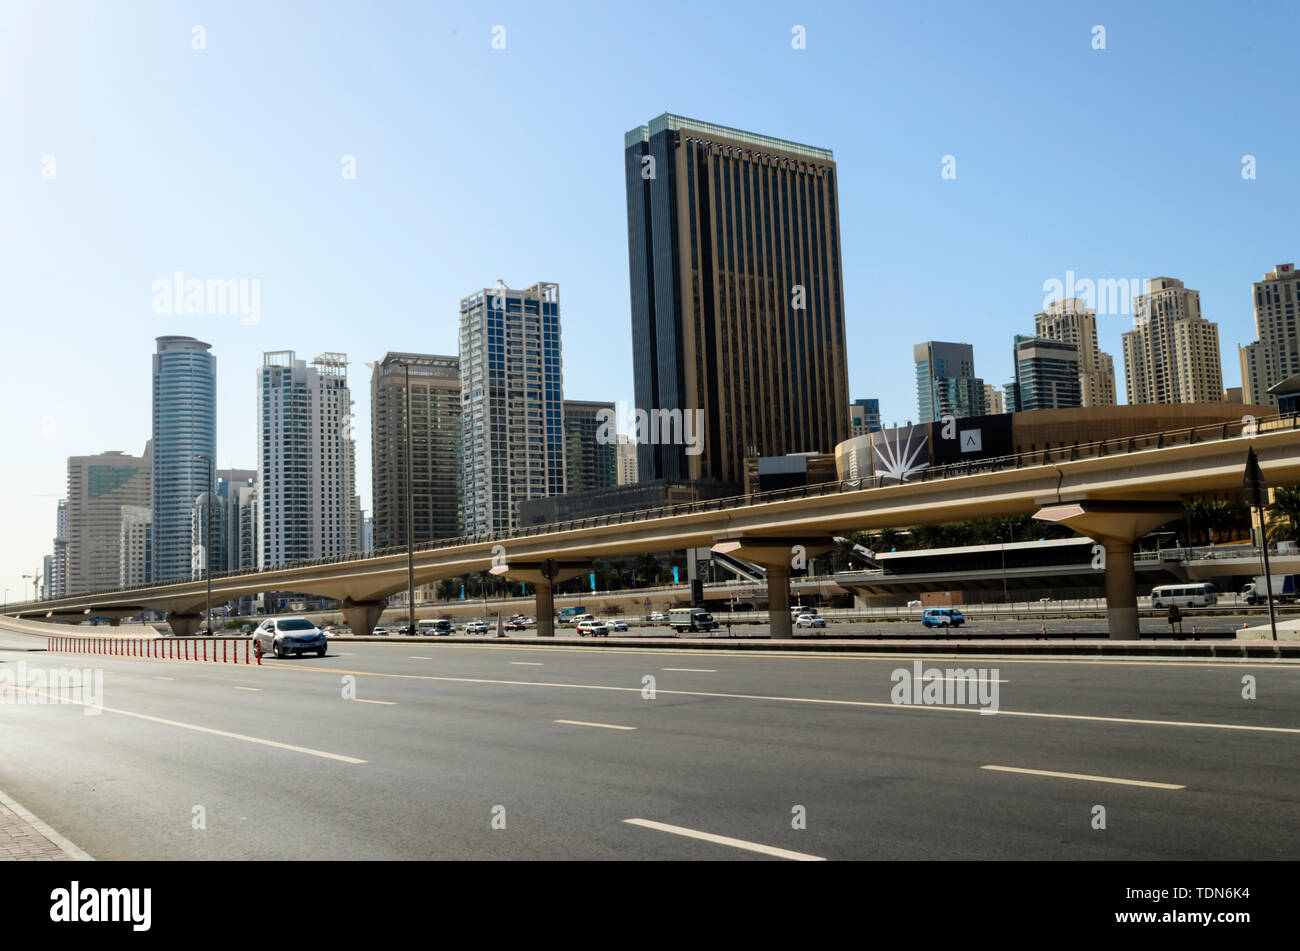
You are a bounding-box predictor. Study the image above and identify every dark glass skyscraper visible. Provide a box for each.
[624,113,850,484]
[152,335,216,583]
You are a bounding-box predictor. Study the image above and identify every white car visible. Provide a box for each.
[647,611,667,622]
[371,626,390,636]
[606,619,629,632]
[905,600,922,608]
[794,614,825,629]
[464,620,489,635]
[576,619,610,637]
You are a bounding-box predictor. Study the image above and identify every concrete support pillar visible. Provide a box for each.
[536,581,555,637]
[341,599,385,638]
[168,613,201,637]
[1102,540,1139,640]
[767,564,793,639]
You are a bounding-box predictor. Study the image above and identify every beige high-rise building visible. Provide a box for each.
[66,443,152,595]
[1034,298,1117,407]
[118,505,151,587]
[1238,263,1300,408]
[370,352,462,549]
[1121,277,1224,405]
[615,435,638,485]
[983,385,1004,415]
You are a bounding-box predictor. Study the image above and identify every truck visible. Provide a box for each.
[1242,575,1300,605]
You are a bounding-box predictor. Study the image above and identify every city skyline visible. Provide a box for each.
[4,0,1298,596]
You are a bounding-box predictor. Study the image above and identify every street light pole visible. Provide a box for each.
[1000,523,1010,604]
[22,574,35,603]
[198,454,213,634]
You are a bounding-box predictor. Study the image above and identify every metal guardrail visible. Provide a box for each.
[19,413,1295,609]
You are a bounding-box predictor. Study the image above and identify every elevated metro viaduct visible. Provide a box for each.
[8,425,1300,639]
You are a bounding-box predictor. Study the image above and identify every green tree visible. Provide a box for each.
[1266,486,1300,541]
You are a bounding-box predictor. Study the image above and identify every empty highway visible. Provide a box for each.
[2,627,1298,860]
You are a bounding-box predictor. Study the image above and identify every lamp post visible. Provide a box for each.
[198,454,213,635]
[22,574,35,603]
[391,360,416,635]
[999,523,1010,604]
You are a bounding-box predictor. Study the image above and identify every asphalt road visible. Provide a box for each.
[2,631,1298,860]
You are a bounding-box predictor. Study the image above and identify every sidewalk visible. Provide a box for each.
[0,790,89,861]
[0,802,72,860]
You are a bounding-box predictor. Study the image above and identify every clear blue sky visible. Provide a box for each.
[2,0,1296,599]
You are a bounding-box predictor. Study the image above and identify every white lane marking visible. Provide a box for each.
[511,661,544,666]
[981,765,1184,789]
[351,698,397,705]
[0,786,95,861]
[624,818,824,861]
[662,667,716,672]
[408,656,432,660]
[20,687,365,764]
[259,668,1300,736]
[232,686,262,692]
[153,677,175,681]
[554,719,636,731]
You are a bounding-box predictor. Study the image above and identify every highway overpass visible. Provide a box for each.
[7,417,1300,639]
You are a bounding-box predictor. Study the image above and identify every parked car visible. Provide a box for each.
[253,616,328,658]
[504,618,526,631]
[905,600,923,608]
[794,613,825,629]
[464,620,489,635]
[921,608,965,629]
[397,624,416,636]
[371,626,390,636]
[606,619,629,632]
[647,611,667,622]
[576,619,610,637]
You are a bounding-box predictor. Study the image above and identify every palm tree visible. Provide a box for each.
[1266,486,1300,541]
[1185,498,1247,544]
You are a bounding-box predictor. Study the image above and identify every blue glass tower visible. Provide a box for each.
[152,335,217,583]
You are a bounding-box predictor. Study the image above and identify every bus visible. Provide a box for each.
[1150,583,1217,608]
[558,606,587,624]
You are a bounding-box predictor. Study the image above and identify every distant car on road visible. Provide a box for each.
[905,600,922,608]
[647,611,667,622]
[464,620,489,635]
[253,616,328,658]
[605,619,628,632]
[504,618,526,631]
[576,619,610,637]
[794,614,825,629]
[921,608,965,629]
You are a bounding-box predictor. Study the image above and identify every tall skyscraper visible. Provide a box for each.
[1034,298,1117,407]
[370,352,462,549]
[850,398,882,437]
[624,113,850,484]
[563,400,617,494]
[914,341,986,423]
[1010,335,1082,411]
[256,352,355,568]
[66,444,152,595]
[459,282,565,535]
[118,505,151,587]
[615,434,639,485]
[1239,263,1300,408]
[152,336,216,583]
[1121,277,1224,405]
[984,385,1004,415]
[48,499,68,598]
